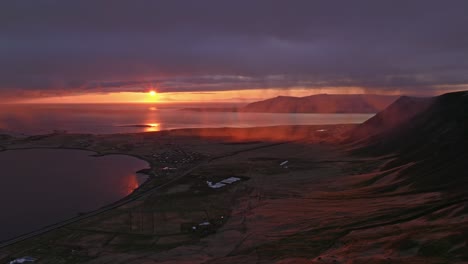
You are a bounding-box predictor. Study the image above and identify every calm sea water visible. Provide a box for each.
[0,149,148,241]
[0,104,374,135]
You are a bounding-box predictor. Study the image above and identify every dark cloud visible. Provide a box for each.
[1,0,468,98]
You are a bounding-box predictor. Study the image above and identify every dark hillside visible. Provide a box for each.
[348,91,468,192]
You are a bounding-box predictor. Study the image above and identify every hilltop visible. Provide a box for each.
[182,94,398,113]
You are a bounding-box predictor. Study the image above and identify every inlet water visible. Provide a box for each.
[0,149,148,242]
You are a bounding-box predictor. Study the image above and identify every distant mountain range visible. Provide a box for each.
[182,94,398,113]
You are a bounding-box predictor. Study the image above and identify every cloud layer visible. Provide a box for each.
[1,0,468,97]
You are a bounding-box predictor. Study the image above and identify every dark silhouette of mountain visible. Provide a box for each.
[349,90,468,192]
[241,94,398,113]
[181,94,398,113]
[348,96,434,144]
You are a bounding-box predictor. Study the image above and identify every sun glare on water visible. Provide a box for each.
[145,123,161,132]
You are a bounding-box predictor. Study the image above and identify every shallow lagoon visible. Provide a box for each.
[0,149,148,241]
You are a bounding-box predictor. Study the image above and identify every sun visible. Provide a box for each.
[143,90,159,103]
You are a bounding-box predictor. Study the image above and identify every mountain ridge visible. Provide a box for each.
[348,90,468,192]
[181,94,398,113]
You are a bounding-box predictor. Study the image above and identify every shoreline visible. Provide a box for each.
[0,122,466,263]
[0,148,153,245]
[0,111,372,136]
[0,125,348,247]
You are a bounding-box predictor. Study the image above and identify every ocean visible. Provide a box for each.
[0,103,374,135]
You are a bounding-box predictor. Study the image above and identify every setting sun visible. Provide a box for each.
[149,91,157,97]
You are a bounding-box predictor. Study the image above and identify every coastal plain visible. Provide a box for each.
[0,121,466,263]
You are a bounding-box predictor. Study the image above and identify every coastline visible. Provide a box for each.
[1,123,464,263]
[0,148,151,245]
[0,125,349,247]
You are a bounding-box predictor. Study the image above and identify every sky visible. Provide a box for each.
[1,0,468,103]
